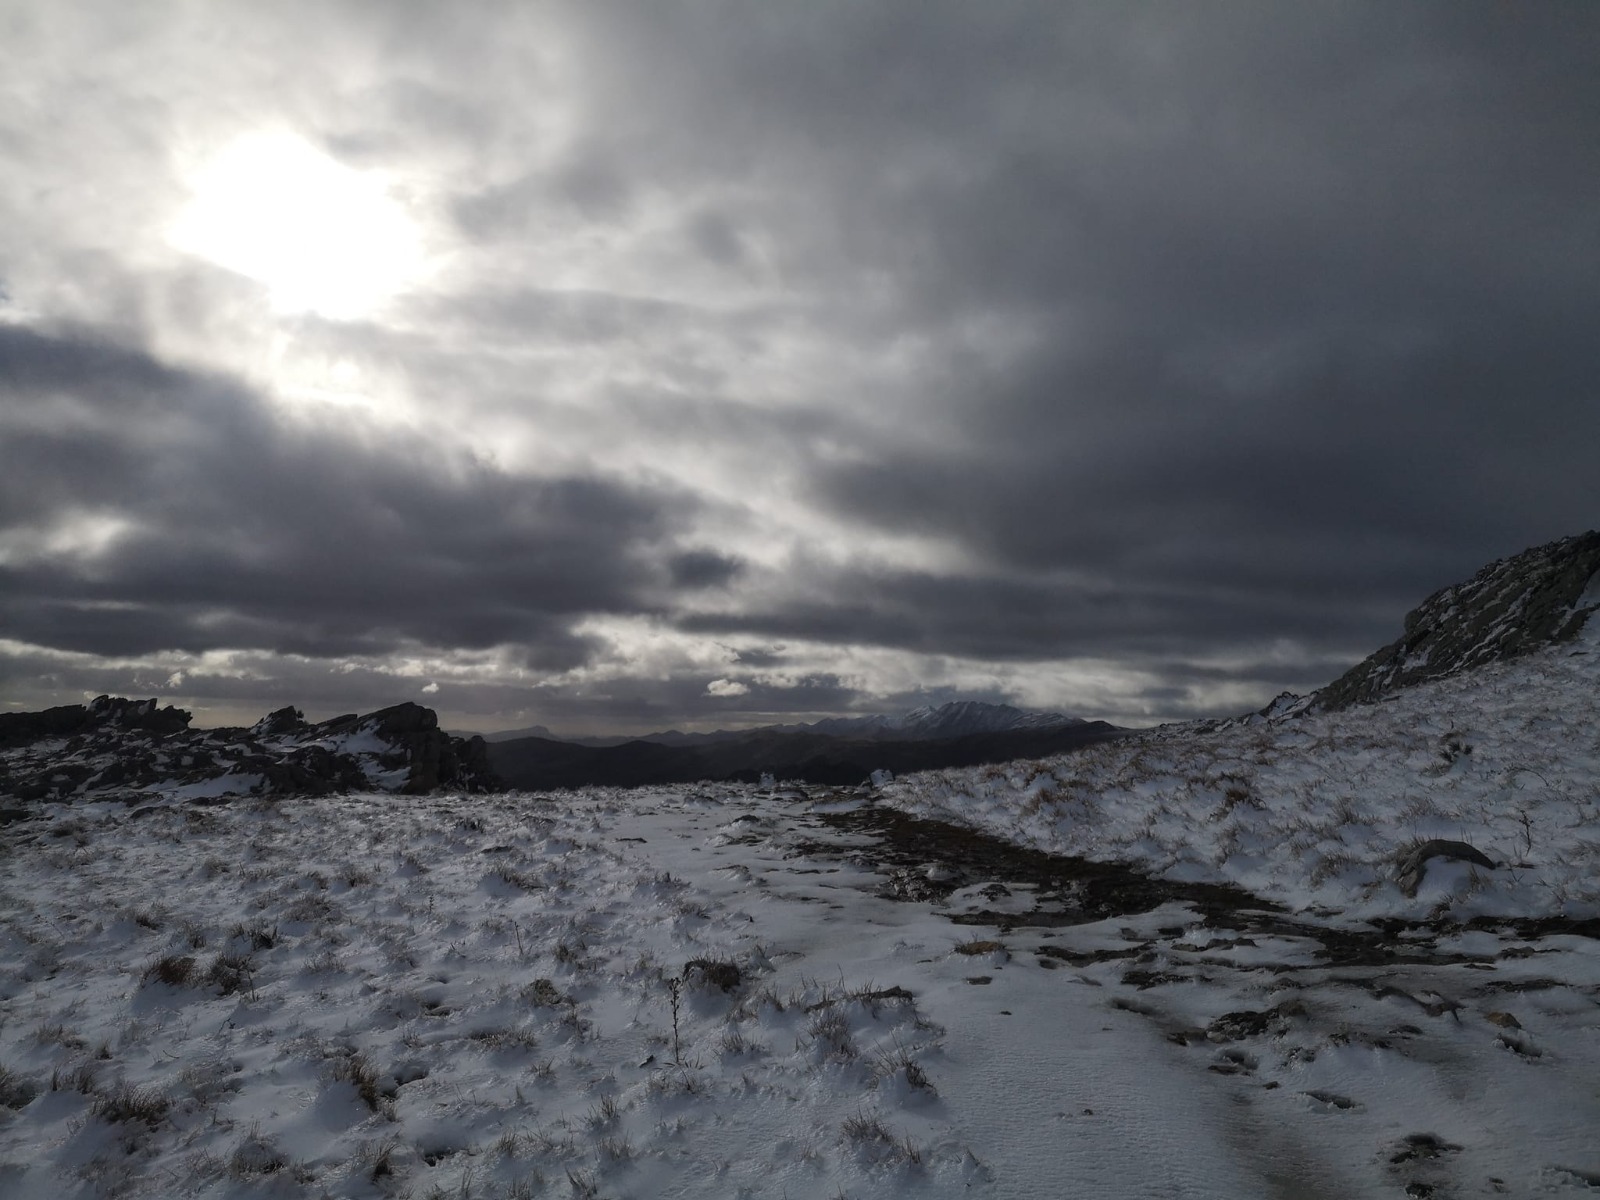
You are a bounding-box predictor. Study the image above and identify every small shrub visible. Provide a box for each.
[328,1052,386,1112]
[284,894,334,922]
[1217,785,1260,816]
[206,953,254,996]
[230,921,277,951]
[841,1112,893,1146]
[51,1063,99,1094]
[0,1064,40,1109]
[807,1008,858,1062]
[472,1025,541,1051]
[841,1113,921,1164]
[368,1135,399,1180]
[305,949,345,974]
[953,939,1003,956]
[873,1043,935,1095]
[495,868,541,891]
[522,978,567,1007]
[586,1094,621,1128]
[719,1026,763,1057]
[683,957,742,993]
[143,954,197,988]
[35,1022,86,1049]
[231,1133,288,1177]
[91,1082,170,1127]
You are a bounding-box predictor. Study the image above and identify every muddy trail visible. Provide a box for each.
[797,799,1600,974]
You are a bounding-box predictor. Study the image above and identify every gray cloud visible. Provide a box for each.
[2,3,1596,730]
[0,325,696,665]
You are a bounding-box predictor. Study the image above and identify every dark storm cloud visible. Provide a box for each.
[545,1,1600,670]
[667,550,742,590]
[0,324,699,665]
[680,562,1381,672]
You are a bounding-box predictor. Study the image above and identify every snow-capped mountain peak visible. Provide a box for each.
[892,700,1085,739]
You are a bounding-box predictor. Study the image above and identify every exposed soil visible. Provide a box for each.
[799,800,1600,970]
[806,803,1274,924]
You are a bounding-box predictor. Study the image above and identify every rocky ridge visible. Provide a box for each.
[1315,530,1600,711]
[1247,531,1600,723]
[0,696,497,809]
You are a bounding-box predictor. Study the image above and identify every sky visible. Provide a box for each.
[1,1,1597,736]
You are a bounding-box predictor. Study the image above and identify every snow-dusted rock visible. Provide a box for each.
[1393,839,1498,898]
[0,696,498,806]
[1317,529,1600,710]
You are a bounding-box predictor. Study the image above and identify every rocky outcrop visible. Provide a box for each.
[366,701,493,794]
[1316,531,1600,711]
[0,696,191,749]
[0,697,501,806]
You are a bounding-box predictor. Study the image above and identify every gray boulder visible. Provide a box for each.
[1395,839,1497,898]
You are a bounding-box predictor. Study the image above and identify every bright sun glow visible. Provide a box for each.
[171,132,423,319]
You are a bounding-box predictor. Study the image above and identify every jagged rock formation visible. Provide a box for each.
[0,697,498,806]
[0,696,192,749]
[1313,531,1600,712]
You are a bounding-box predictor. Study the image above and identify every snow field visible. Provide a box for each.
[0,791,986,1199]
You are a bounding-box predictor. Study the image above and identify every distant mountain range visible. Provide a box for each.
[486,720,1123,792]
[474,700,1084,747]
[476,700,1110,791]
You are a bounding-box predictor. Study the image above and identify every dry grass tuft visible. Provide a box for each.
[328,1051,388,1112]
[953,939,1003,956]
[91,1081,170,1127]
[143,953,197,987]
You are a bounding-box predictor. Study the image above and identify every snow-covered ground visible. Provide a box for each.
[884,635,1600,925]
[2,637,1597,1198]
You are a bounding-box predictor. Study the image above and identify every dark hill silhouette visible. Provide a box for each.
[488,721,1125,791]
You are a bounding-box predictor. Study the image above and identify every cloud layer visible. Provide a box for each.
[2,2,1597,731]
